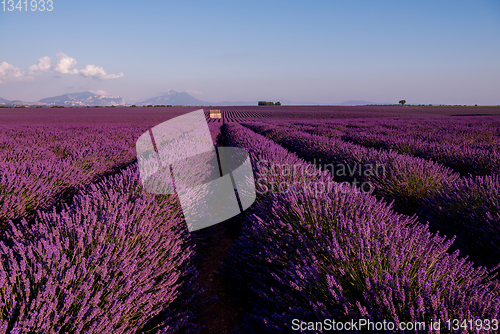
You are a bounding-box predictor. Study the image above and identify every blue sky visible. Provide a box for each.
[0,0,499,104]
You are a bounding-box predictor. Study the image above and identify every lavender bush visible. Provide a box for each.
[207,122,223,146]
[0,124,146,225]
[285,117,500,176]
[417,175,500,269]
[234,192,500,333]
[221,122,500,333]
[291,116,500,149]
[243,122,458,212]
[343,130,500,176]
[268,120,500,270]
[223,123,335,196]
[0,166,199,333]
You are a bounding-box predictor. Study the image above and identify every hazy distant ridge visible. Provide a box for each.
[140,91,208,106]
[39,91,126,107]
[336,100,376,106]
[0,97,12,105]
[0,90,379,107]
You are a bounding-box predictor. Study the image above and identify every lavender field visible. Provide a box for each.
[1,106,499,333]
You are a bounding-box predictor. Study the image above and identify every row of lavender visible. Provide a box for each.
[244,121,500,270]
[327,118,500,266]
[283,117,500,176]
[243,122,458,206]
[340,117,500,148]
[343,133,500,176]
[0,164,201,333]
[283,116,500,147]
[220,122,500,332]
[0,124,149,224]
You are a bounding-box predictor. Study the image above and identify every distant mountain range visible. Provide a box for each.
[0,92,125,107]
[0,90,378,107]
[39,91,126,107]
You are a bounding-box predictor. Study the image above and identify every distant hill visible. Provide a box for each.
[0,97,12,105]
[39,91,126,107]
[336,100,376,106]
[141,90,209,106]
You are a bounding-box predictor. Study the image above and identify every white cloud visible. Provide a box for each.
[29,56,52,74]
[78,64,124,80]
[1,52,124,85]
[53,52,78,75]
[0,62,27,84]
[53,52,123,79]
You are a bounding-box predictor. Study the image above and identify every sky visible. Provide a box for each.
[0,0,499,105]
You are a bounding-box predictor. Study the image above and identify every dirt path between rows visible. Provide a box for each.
[194,121,246,333]
[194,222,245,333]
